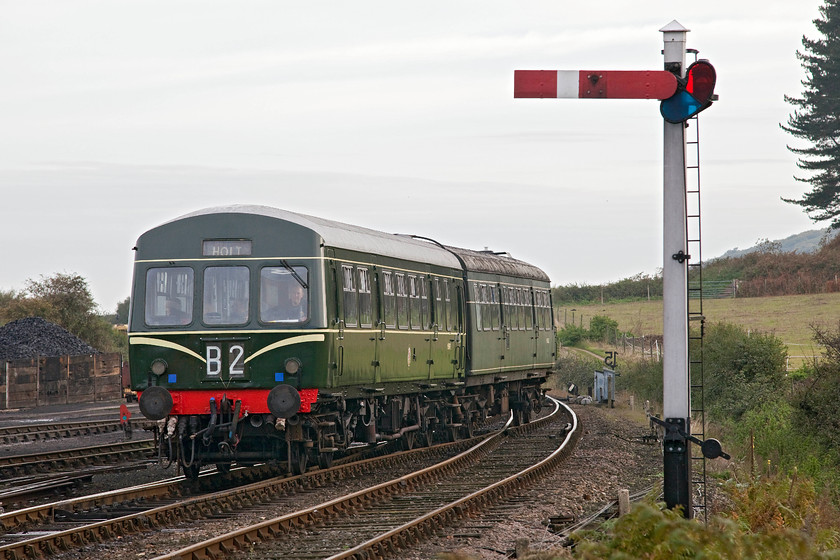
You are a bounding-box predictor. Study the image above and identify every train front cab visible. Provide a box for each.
[129,212,333,475]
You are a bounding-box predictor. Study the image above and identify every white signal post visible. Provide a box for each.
[514,20,707,518]
[660,20,692,517]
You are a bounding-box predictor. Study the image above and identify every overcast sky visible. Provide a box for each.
[0,1,825,311]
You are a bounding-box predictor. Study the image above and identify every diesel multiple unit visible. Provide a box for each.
[129,205,555,476]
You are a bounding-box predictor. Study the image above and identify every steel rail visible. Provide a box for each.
[0,440,155,478]
[148,399,573,560]
[0,430,483,557]
[552,483,661,538]
[326,398,578,560]
[0,420,156,444]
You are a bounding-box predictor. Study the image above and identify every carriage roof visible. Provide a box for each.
[165,205,549,282]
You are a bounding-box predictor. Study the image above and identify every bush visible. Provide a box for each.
[793,324,840,451]
[703,322,788,421]
[616,357,663,409]
[588,315,619,343]
[553,353,601,396]
[557,324,588,347]
[572,500,840,559]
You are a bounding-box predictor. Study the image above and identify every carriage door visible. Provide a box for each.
[495,284,508,372]
[526,288,538,368]
[357,267,380,383]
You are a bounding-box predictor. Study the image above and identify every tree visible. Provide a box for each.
[702,323,788,421]
[794,323,840,449]
[782,0,840,228]
[115,297,130,324]
[24,273,98,336]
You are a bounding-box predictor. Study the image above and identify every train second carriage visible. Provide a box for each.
[129,205,556,476]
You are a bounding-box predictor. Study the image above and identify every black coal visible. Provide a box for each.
[0,317,99,361]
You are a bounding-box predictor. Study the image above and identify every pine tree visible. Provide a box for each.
[782,0,840,227]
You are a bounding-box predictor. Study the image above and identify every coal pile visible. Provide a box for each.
[0,317,99,361]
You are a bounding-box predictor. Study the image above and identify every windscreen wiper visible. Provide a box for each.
[281,260,309,289]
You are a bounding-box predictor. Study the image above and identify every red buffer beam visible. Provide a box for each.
[514,70,677,100]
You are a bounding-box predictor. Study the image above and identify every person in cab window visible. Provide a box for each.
[265,282,308,322]
[165,297,190,325]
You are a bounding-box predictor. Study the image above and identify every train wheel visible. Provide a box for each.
[215,463,231,475]
[462,420,475,439]
[402,431,416,451]
[289,442,307,475]
[318,451,334,469]
[416,431,431,448]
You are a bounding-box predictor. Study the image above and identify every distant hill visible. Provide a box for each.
[553,227,840,304]
[716,228,839,259]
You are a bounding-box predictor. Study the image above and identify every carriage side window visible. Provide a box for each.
[145,267,194,326]
[340,265,358,327]
[260,266,309,324]
[481,284,493,331]
[435,278,451,331]
[434,278,443,329]
[524,288,534,330]
[472,283,483,331]
[539,290,553,331]
[395,273,408,329]
[203,266,250,325]
[408,275,421,330]
[490,285,500,331]
[358,267,372,328]
[382,270,396,328]
[419,277,429,329]
[506,287,515,330]
[444,279,453,332]
[505,287,517,331]
[515,288,524,330]
[533,290,547,331]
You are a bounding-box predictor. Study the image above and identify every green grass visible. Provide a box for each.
[558,292,840,369]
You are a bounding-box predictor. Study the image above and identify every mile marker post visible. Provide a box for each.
[514,20,720,519]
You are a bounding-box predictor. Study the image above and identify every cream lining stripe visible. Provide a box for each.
[129,337,206,363]
[244,334,326,363]
[135,256,462,281]
[128,329,463,337]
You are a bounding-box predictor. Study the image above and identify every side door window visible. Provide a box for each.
[341,264,358,328]
[358,267,372,328]
[382,270,396,328]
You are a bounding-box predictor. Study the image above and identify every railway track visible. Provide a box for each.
[0,419,155,444]
[148,397,578,560]
[0,439,155,477]
[0,426,489,558]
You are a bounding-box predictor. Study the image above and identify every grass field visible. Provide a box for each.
[557,292,840,369]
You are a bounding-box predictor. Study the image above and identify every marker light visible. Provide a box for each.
[284,357,301,375]
[660,60,716,123]
[151,359,168,376]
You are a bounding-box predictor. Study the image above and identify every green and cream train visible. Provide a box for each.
[129,205,555,476]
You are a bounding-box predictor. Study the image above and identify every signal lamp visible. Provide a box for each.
[660,60,716,123]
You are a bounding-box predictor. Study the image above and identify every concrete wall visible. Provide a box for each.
[1,353,123,409]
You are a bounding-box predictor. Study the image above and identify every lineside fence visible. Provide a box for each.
[0,352,123,409]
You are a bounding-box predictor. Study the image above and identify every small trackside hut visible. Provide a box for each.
[129,205,556,476]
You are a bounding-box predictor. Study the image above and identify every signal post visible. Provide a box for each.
[514,20,722,517]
